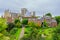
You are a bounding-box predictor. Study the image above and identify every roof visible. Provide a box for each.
[51,19,57,22]
[22,16,37,18]
[43,16,51,19]
[10,12,18,17]
[40,16,57,23]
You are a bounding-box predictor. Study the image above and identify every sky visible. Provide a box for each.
[0,0,60,16]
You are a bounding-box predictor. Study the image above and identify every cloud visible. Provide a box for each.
[0,0,60,16]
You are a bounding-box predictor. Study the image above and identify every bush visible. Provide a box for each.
[22,19,28,25]
[6,23,15,32]
[10,28,18,35]
[0,18,7,32]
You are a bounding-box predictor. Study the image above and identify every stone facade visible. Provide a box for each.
[28,19,42,26]
[4,8,37,23]
[3,8,57,27]
[4,10,19,23]
[41,16,57,27]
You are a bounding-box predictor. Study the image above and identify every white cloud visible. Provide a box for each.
[0,0,60,16]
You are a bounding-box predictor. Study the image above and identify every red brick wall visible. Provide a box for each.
[51,22,57,27]
[28,19,42,26]
[7,17,13,23]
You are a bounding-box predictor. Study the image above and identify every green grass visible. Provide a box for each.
[15,28,22,40]
[10,28,22,40]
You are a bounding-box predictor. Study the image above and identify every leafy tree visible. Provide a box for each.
[28,22,36,28]
[28,22,40,28]
[6,23,15,32]
[21,22,40,40]
[0,18,7,32]
[45,13,52,17]
[55,16,60,24]
[10,28,18,35]
[22,19,28,25]
[15,22,22,28]
[52,23,60,40]
[41,20,48,28]
[14,18,20,24]
[14,18,22,28]
[22,19,28,27]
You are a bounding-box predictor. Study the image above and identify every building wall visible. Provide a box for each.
[4,10,11,18]
[28,19,42,26]
[41,16,57,27]
[21,8,27,17]
[51,22,57,27]
[4,9,57,27]
[4,10,19,23]
[7,17,13,23]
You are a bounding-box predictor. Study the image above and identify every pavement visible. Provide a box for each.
[18,27,25,40]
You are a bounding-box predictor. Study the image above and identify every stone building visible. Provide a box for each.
[3,8,57,27]
[4,9,19,22]
[3,8,38,23]
[40,16,57,27]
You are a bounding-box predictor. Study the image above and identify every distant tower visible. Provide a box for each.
[31,11,35,17]
[4,9,11,18]
[21,8,27,17]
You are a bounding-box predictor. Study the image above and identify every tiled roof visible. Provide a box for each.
[10,12,18,18]
[40,16,57,23]
[51,19,57,22]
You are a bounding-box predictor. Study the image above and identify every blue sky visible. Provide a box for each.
[0,0,60,16]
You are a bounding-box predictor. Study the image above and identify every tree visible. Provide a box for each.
[14,18,20,24]
[6,23,15,32]
[55,16,60,24]
[21,22,40,40]
[41,20,48,28]
[45,13,52,17]
[28,22,40,28]
[0,18,7,32]
[14,18,22,28]
[22,19,28,25]
[52,23,60,40]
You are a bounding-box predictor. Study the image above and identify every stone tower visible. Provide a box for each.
[21,8,27,17]
[31,11,35,17]
[4,10,11,18]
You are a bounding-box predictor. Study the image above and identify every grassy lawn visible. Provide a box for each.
[15,28,22,40]
[10,28,22,40]
[38,27,56,34]
[24,27,31,37]
[19,27,59,40]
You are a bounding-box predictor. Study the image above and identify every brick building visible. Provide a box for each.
[3,8,57,27]
[41,16,57,27]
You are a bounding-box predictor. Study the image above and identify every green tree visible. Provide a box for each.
[52,23,60,40]
[55,16,60,24]
[14,18,22,28]
[14,18,20,24]
[41,20,48,28]
[28,22,40,28]
[21,22,40,40]
[0,18,7,32]
[22,19,28,25]
[28,22,36,28]
[45,13,52,17]
[6,23,15,32]
[22,19,28,28]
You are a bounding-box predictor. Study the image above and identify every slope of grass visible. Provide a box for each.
[10,28,22,40]
[15,28,22,40]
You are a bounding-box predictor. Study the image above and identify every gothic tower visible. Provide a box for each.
[4,10,11,18]
[21,8,27,17]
